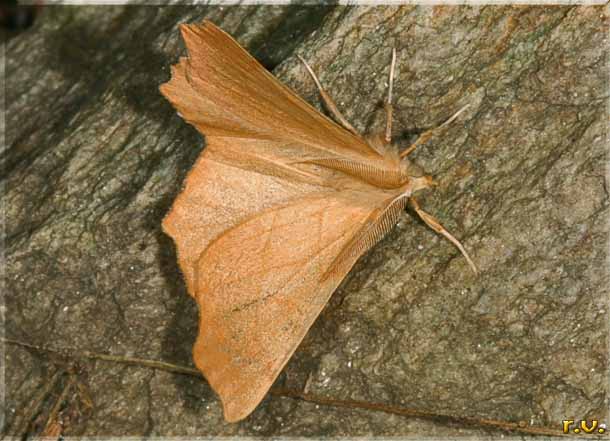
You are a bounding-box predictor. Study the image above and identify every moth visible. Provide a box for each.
[160,20,477,422]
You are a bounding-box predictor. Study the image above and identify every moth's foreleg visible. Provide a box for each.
[297,55,360,137]
[384,48,397,144]
[409,197,478,274]
[399,104,471,159]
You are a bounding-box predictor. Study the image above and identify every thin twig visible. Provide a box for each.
[4,338,199,376]
[4,338,573,437]
[269,388,570,438]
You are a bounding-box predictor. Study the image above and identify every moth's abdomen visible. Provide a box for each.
[301,158,407,189]
[322,193,409,281]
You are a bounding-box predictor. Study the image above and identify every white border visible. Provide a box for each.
[19,0,610,5]
[2,2,608,440]
[0,34,6,436]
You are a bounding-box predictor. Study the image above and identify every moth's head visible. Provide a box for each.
[400,157,436,195]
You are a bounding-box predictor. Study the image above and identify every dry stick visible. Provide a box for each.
[4,338,568,437]
[4,338,200,376]
[269,388,569,438]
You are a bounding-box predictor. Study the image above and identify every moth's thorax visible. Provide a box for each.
[300,138,436,191]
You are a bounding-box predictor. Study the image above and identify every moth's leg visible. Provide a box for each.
[409,197,478,274]
[384,48,397,144]
[297,55,360,136]
[399,104,470,159]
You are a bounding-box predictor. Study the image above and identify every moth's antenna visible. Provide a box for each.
[297,55,360,136]
[409,197,478,274]
[400,103,470,159]
[385,48,397,144]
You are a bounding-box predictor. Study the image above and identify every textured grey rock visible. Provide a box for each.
[3,4,608,437]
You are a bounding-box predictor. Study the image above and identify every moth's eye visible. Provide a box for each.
[401,158,425,178]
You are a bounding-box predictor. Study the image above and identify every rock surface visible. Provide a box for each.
[4,4,608,437]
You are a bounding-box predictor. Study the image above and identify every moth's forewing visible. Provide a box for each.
[160,21,381,161]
